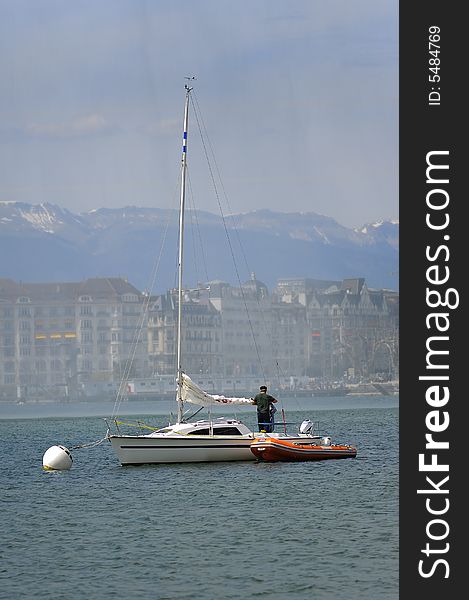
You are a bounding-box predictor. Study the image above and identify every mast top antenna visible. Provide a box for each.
[184,76,196,92]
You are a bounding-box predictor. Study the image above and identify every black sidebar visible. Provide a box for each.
[400,2,465,597]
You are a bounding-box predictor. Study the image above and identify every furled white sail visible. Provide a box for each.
[181,373,254,406]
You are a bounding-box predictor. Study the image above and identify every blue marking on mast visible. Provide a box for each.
[183,145,187,153]
[183,132,187,139]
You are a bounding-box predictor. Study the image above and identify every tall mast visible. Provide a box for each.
[176,84,192,423]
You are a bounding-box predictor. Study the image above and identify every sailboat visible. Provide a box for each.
[108,84,356,465]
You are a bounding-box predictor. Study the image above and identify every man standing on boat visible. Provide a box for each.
[252,385,278,432]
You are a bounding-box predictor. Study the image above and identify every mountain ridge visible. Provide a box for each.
[0,201,399,292]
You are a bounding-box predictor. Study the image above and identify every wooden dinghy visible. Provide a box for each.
[250,437,357,462]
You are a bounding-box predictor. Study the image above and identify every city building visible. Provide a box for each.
[208,275,273,378]
[0,277,147,401]
[275,278,399,379]
[147,289,222,377]
[0,274,399,402]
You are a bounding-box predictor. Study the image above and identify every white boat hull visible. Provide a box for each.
[109,434,256,464]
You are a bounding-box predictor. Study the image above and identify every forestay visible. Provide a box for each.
[181,373,254,406]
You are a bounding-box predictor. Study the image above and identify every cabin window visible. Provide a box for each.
[213,427,243,435]
[187,426,243,436]
[187,428,210,435]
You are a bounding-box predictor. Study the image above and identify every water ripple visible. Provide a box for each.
[0,405,398,599]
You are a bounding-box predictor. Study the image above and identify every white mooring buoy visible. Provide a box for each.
[42,445,73,471]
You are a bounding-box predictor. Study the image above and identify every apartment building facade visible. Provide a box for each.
[0,275,399,401]
[147,290,222,377]
[0,277,147,400]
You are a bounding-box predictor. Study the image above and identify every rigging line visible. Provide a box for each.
[192,90,283,390]
[186,168,203,287]
[114,420,160,431]
[191,100,266,383]
[191,96,266,382]
[112,285,156,418]
[191,90,251,277]
[187,183,201,286]
[172,169,181,292]
[191,91,280,388]
[111,299,149,418]
[187,168,211,286]
[111,199,176,419]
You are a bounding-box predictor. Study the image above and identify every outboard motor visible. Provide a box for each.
[299,419,314,435]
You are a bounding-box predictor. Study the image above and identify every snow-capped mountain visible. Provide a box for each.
[0,201,399,291]
[357,219,399,250]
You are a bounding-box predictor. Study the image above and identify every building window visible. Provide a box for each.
[35,320,45,331]
[4,361,15,373]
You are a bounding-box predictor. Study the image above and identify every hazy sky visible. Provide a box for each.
[0,0,398,229]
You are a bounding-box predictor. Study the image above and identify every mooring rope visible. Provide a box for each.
[69,435,109,450]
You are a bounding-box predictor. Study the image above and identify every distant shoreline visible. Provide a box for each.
[0,395,398,420]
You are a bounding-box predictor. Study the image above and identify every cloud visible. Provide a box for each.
[145,118,180,136]
[0,0,398,228]
[25,114,117,139]
[0,114,118,143]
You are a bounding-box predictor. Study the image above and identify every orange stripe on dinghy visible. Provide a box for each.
[250,437,357,461]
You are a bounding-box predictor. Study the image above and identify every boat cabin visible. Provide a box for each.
[147,418,254,437]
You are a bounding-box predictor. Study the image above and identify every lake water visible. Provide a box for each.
[0,396,398,599]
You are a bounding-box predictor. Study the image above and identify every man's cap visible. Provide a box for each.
[259,385,267,391]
